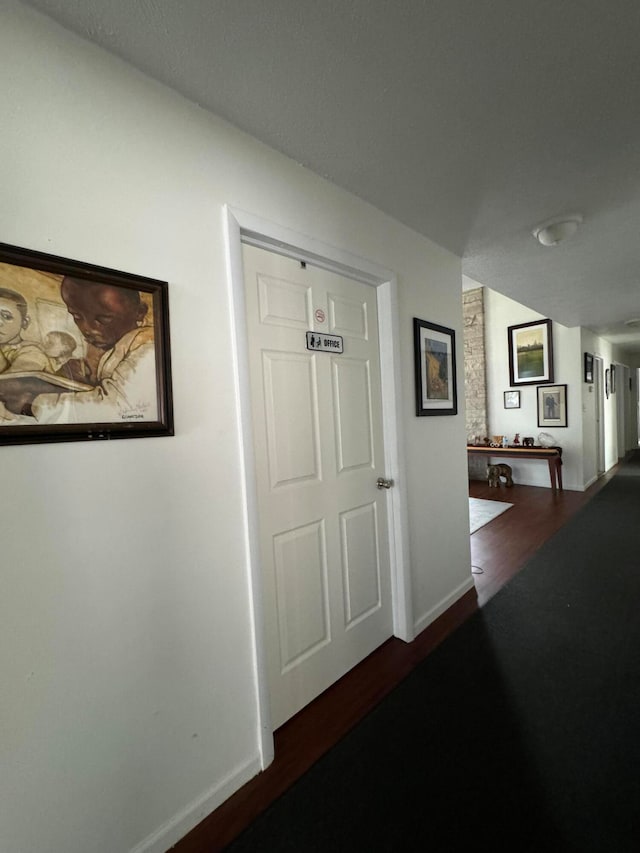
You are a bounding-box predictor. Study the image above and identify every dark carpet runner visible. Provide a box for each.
[228,452,640,851]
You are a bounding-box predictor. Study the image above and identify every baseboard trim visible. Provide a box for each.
[413,575,476,637]
[130,754,262,853]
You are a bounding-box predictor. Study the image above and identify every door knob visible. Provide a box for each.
[376,476,394,490]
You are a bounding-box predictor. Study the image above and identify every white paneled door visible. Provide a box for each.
[242,243,393,729]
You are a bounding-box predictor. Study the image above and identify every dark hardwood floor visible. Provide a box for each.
[469,468,615,606]
[174,468,617,853]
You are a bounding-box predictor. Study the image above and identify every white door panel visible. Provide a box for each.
[262,351,321,488]
[243,243,392,728]
[333,357,374,472]
[340,502,382,625]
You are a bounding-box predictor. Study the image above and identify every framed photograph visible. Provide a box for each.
[584,352,594,383]
[537,384,567,428]
[0,242,173,446]
[610,364,616,394]
[508,319,554,385]
[413,317,457,416]
[504,390,521,409]
[605,368,610,399]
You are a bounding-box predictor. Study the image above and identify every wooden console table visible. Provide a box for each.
[467,445,563,490]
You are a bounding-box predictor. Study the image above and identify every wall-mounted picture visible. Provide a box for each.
[537,383,567,428]
[0,242,173,446]
[605,368,610,398]
[610,364,616,394]
[413,317,457,416]
[508,318,554,385]
[504,390,521,409]
[584,352,594,383]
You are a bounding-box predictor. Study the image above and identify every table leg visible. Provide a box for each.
[547,458,557,489]
[556,458,563,490]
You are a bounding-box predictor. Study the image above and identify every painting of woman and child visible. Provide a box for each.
[0,244,173,444]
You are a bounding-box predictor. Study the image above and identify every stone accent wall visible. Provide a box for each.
[463,287,487,480]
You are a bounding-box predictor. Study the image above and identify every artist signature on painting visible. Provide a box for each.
[121,401,150,421]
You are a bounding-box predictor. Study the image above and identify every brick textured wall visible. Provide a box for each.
[463,287,487,479]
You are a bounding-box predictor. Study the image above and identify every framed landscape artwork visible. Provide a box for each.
[0,242,174,446]
[508,318,554,386]
[413,317,457,416]
[537,383,567,428]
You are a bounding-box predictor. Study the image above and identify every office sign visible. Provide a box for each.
[306,331,344,353]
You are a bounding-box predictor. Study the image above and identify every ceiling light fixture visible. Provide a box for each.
[532,214,583,247]
[624,318,640,328]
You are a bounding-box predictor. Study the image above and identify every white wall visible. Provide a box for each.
[0,4,472,852]
[581,328,622,476]
[610,345,640,453]
[485,289,585,490]
[483,290,623,491]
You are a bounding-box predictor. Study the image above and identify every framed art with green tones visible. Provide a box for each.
[508,318,554,386]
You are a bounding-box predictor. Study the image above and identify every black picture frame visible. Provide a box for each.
[605,368,610,399]
[584,352,594,383]
[413,317,457,416]
[0,242,173,446]
[504,390,521,409]
[610,364,616,394]
[537,383,567,428]
[507,318,554,386]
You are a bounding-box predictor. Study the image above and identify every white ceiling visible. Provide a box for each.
[22,0,640,354]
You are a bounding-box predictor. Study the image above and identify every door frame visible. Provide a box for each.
[224,205,412,768]
[615,362,627,458]
[594,356,605,474]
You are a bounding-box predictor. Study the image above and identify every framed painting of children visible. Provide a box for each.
[0,242,174,445]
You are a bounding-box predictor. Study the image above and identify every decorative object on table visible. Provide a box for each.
[501,435,508,447]
[468,497,513,534]
[0,242,174,446]
[487,463,514,488]
[513,433,521,445]
[466,443,563,490]
[610,364,616,394]
[490,434,504,447]
[482,436,491,446]
[537,432,557,447]
[413,317,457,416]
[522,436,535,447]
[507,318,554,386]
[537,384,567,428]
[504,389,521,409]
[584,352,594,383]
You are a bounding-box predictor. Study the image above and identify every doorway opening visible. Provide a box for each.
[224,206,411,767]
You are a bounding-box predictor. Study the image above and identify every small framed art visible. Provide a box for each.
[537,384,567,428]
[508,318,554,386]
[504,390,521,409]
[413,317,457,416]
[584,352,594,383]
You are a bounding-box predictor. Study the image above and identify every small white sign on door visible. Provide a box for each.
[306,331,344,353]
